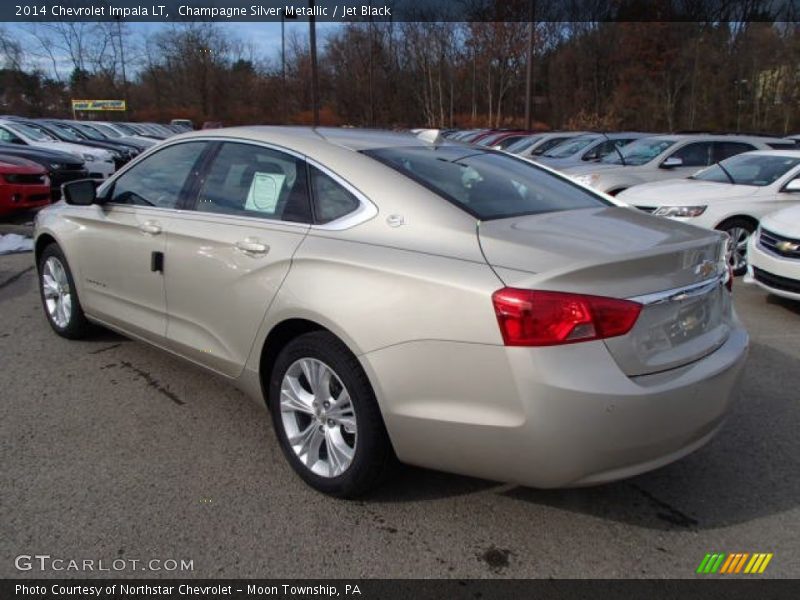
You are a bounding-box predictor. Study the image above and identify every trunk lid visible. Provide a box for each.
[479,207,732,376]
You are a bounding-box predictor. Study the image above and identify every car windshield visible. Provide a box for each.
[47,123,83,142]
[691,154,800,186]
[92,123,121,138]
[363,146,610,220]
[543,136,598,158]
[70,123,104,140]
[601,138,677,166]
[532,137,573,155]
[477,135,503,147]
[9,122,55,142]
[114,123,137,135]
[505,136,540,154]
[495,135,528,149]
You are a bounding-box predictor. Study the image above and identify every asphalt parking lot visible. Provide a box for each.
[1,248,798,579]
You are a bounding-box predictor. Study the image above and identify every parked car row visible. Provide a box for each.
[443,128,800,289]
[0,118,191,217]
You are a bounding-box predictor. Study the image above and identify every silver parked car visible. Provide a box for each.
[34,127,748,497]
[534,132,648,170]
[504,131,589,159]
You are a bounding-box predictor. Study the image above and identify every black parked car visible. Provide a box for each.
[36,120,140,168]
[0,142,88,200]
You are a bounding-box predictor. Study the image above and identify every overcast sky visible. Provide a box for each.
[12,21,343,78]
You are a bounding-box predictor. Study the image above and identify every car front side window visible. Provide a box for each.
[194,142,312,223]
[108,141,207,208]
[669,142,714,167]
[0,126,23,144]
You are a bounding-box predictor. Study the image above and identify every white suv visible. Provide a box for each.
[563,134,794,195]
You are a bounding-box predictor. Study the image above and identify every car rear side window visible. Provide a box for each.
[309,166,361,224]
[712,141,756,162]
[109,141,207,208]
[364,146,610,220]
[195,142,312,223]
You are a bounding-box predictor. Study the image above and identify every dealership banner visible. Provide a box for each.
[5,0,800,22]
[71,99,127,112]
[3,579,800,600]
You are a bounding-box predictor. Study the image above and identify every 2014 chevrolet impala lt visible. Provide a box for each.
[33,127,749,497]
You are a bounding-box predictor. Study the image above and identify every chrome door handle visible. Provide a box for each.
[235,239,269,255]
[139,221,162,235]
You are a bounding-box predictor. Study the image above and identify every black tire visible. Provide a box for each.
[716,218,756,277]
[268,331,393,498]
[38,243,93,339]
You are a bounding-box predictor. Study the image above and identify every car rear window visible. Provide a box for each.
[691,154,800,186]
[363,146,610,220]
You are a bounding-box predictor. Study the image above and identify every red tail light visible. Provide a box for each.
[492,288,642,346]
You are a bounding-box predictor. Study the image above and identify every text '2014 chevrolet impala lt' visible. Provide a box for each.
[33,127,749,497]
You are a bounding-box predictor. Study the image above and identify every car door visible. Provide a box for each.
[160,141,313,377]
[69,141,209,343]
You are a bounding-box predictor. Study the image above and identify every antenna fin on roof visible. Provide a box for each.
[416,129,442,145]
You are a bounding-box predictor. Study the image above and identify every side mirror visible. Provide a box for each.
[62,179,98,206]
[783,179,800,193]
[11,137,25,145]
[661,156,683,169]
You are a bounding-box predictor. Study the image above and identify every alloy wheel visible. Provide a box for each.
[41,256,72,329]
[280,358,358,478]
[727,226,751,274]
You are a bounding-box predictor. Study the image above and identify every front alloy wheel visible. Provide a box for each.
[38,243,93,339]
[719,219,755,277]
[42,256,72,329]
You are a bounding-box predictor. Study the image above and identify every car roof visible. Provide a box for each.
[173,126,466,153]
[636,133,787,143]
[730,149,800,158]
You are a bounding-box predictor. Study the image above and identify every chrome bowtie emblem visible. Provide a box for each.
[776,240,799,253]
[694,260,716,279]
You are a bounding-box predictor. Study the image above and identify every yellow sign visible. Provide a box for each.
[71,99,127,112]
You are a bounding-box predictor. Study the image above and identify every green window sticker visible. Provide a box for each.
[245,172,286,213]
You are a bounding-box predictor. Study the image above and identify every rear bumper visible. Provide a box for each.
[745,234,800,301]
[362,324,748,488]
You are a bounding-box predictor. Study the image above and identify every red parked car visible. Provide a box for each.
[0,155,51,217]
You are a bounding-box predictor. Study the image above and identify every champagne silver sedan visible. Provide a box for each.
[33,127,749,497]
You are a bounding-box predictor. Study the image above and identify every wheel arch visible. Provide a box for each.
[34,233,58,267]
[715,214,759,230]
[258,318,363,408]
